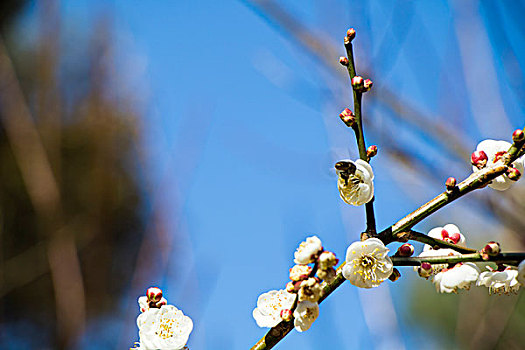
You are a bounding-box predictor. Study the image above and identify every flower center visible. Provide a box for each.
[155,316,175,339]
[360,255,375,267]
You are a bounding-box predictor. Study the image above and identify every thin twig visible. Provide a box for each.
[391,252,525,266]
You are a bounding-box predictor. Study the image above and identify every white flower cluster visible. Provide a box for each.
[336,159,374,206]
[472,139,524,191]
[253,236,338,332]
[132,287,193,350]
[414,224,525,295]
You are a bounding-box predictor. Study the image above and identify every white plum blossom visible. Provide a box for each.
[293,301,319,332]
[477,268,520,295]
[472,140,524,191]
[518,260,525,286]
[336,159,374,206]
[342,238,393,288]
[253,289,296,328]
[433,263,480,293]
[425,224,466,250]
[413,248,461,275]
[135,304,193,350]
[294,236,323,265]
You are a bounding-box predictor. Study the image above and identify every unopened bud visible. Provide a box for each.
[339,56,349,66]
[351,76,365,91]
[280,309,293,322]
[146,287,163,302]
[397,243,414,257]
[289,264,312,281]
[344,28,356,45]
[318,251,338,270]
[367,145,378,158]
[339,108,355,127]
[286,281,296,293]
[363,78,373,91]
[482,241,500,258]
[512,129,524,142]
[506,167,521,181]
[418,262,433,278]
[445,177,457,191]
[317,267,336,283]
[471,150,488,169]
[388,268,401,282]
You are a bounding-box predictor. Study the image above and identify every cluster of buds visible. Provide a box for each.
[481,241,501,260]
[339,108,355,127]
[286,236,339,307]
[344,28,356,46]
[351,76,373,93]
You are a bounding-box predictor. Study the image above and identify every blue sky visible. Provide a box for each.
[13,1,525,349]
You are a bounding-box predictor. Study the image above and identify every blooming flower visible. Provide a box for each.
[298,277,322,303]
[336,159,374,206]
[425,224,466,250]
[472,140,524,191]
[518,260,525,286]
[293,301,319,332]
[433,263,479,293]
[252,289,296,328]
[477,267,520,294]
[289,264,312,281]
[135,304,193,350]
[342,238,393,288]
[294,236,323,265]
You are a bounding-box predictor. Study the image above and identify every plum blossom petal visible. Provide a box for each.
[518,260,525,286]
[473,140,524,191]
[293,301,319,332]
[477,268,520,295]
[294,236,323,265]
[136,305,193,350]
[342,238,393,288]
[253,289,296,328]
[337,159,374,206]
[433,263,479,293]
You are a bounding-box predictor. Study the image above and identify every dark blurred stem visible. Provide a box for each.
[345,40,376,235]
[392,252,525,266]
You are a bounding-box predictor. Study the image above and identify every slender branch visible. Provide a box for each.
[344,36,376,234]
[400,230,477,254]
[392,252,525,266]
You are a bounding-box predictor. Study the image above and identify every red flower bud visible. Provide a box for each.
[512,129,524,142]
[367,145,378,158]
[280,309,293,322]
[506,167,521,181]
[351,76,365,91]
[339,108,355,127]
[471,150,488,169]
[445,177,457,191]
[146,287,163,302]
[482,241,500,257]
[418,262,433,278]
[339,56,349,66]
[397,243,414,257]
[363,79,373,91]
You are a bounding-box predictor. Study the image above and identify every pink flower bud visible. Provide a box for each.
[280,309,293,322]
[397,243,414,257]
[363,79,373,91]
[367,145,378,158]
[482,241,500,257]
[506,167,521,181]
[351,76,365,91]
[346,28,356,41]
[388,268,401,282]
[339,56,349,66]
[471,150,488,169]
[146,287,163,302]
[445,177,457,191]
[512,129,524,142]
[418,262,433,278]
[339,108,355,127]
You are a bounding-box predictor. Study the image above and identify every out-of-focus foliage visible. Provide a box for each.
[0,2,145,348]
